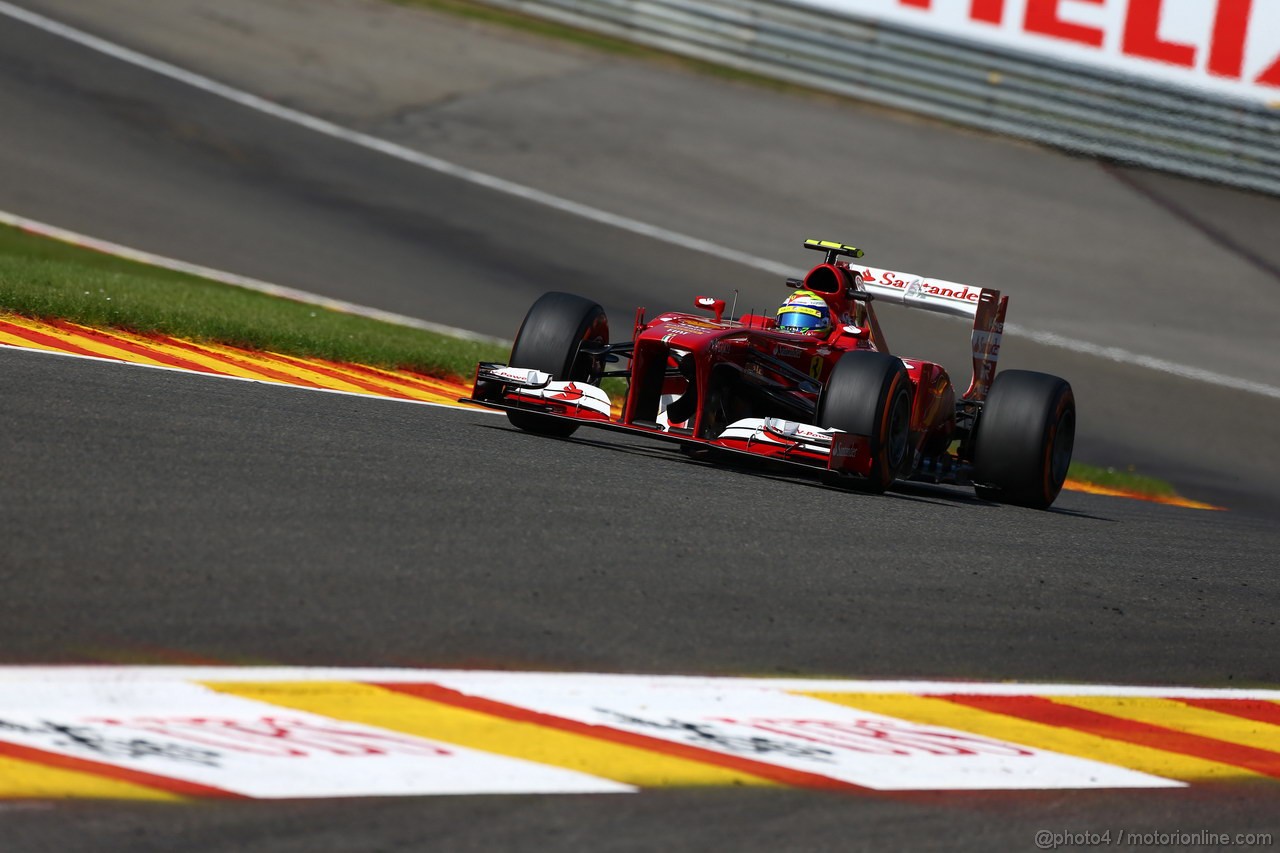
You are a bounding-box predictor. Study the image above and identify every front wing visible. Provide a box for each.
[463,363,875,480]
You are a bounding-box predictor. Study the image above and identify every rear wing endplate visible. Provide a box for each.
[842,263,1007,402]
[963,289,1007,402]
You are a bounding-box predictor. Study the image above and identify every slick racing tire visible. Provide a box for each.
[506,291,609,438]
[972,370,1075,509]
[817,352,912,493]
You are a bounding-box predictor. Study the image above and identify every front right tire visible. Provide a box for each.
[816,351,913,493]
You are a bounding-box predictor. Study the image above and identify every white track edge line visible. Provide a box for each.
[3,1,1278,402]
[1004,322,1280,401]
[0,0,795,280]
[0,665,1274,699]
[0,208,509,347]
[0,342,502,415]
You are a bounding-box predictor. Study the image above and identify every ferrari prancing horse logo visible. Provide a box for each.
[551,383,585,402]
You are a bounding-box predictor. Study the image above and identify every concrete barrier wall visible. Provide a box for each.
[475,0,1280,194]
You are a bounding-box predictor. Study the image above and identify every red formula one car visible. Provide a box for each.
[465,239,1076,508]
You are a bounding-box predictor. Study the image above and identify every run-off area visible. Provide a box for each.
[0,669,1276,800]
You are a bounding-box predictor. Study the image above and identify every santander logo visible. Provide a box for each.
[859,268,981,302]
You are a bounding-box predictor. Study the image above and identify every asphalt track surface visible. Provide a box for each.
[4,348,1280,849]
[3,0,1280,517]
[1,1,1278,849]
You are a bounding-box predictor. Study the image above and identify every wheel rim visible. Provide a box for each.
[886,388,911,468]
[568,314,608,382]
[1049,408,1075,487]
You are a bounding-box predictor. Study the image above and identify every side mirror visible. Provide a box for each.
[842,324,869,340]
[694,296,726,323]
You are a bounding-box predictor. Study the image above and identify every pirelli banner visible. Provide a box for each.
[790,0,1280,105]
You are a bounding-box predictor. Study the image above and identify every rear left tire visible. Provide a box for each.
[972,370,1075,509]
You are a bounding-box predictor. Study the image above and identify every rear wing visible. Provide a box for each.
[852,264,984,319]
[845,263,1008,403]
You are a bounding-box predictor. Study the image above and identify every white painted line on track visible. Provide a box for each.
[1004,322,1280,401]
[0,208,508,346]
[0,342,503,415]
[3,1,1278,402]
[0,1,793,280]
[2,666,1277,701]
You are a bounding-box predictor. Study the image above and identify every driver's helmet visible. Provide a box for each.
[777,289,833,335]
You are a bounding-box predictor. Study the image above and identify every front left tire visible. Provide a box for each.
[506,291,609,437]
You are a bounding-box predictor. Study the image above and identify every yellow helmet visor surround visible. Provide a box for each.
[777,303,830,333]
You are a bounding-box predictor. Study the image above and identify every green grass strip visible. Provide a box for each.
[1067,461,1179,499]
[0,225,507,378]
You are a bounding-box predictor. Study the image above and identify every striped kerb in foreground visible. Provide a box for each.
[0,669,1276,800]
